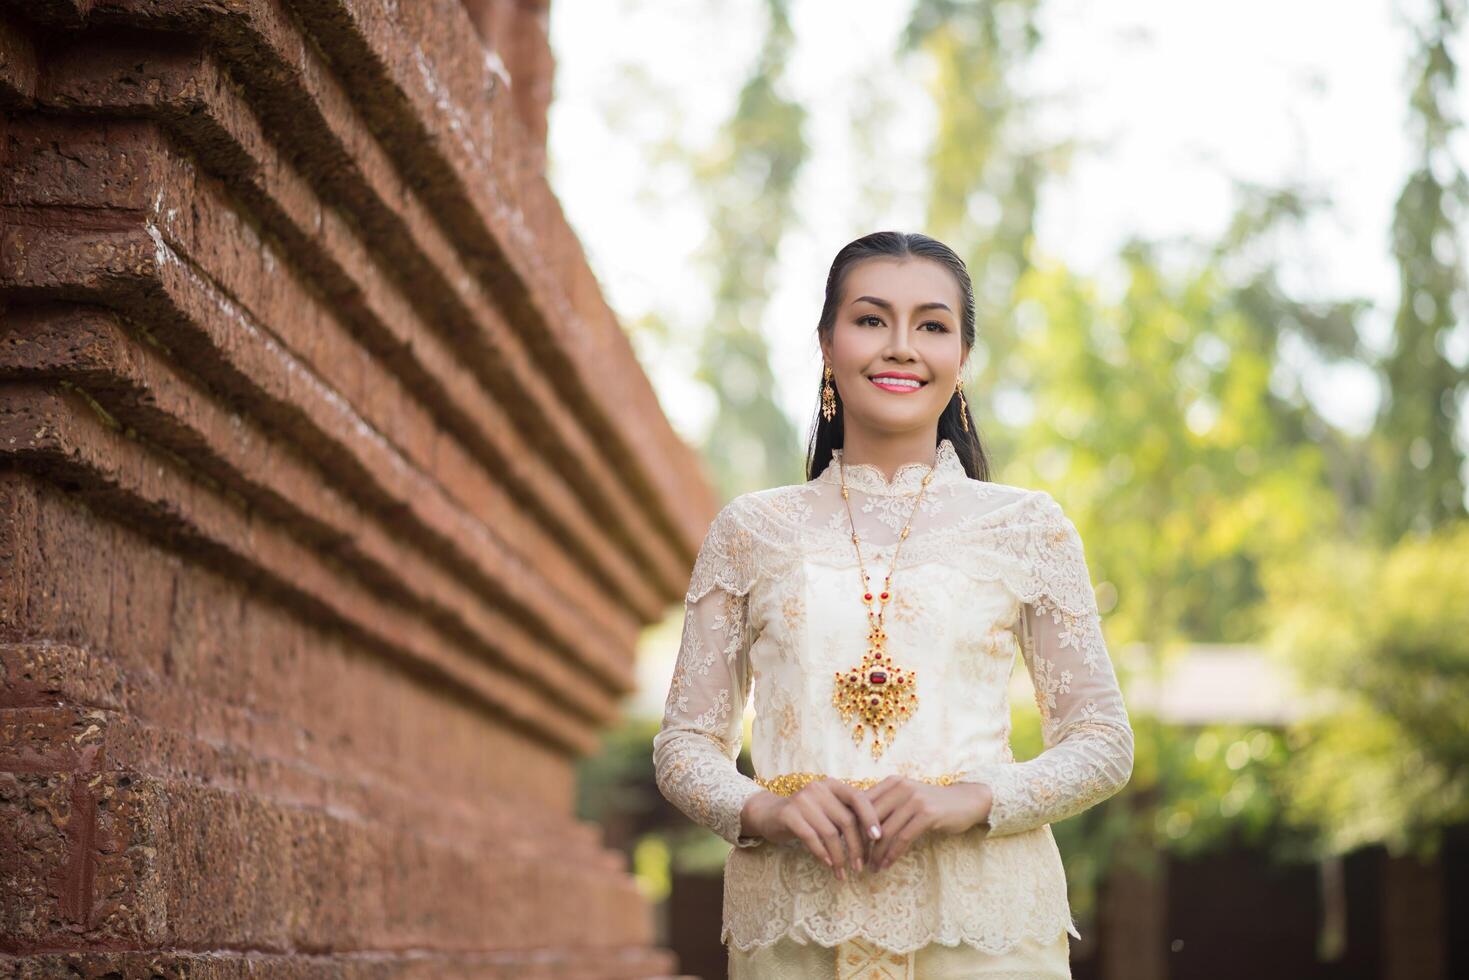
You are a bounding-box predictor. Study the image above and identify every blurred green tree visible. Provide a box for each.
[902,0,1060,465]
[997,198,1366,913]
[1009,224,1350,650]
[1370,0,1469,540]
[1263,521,1469,857]
[692,0,808,498]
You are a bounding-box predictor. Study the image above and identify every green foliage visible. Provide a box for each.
[1147,722,1304,859]
[1007,240,1344,649]
[903,0,1056,463]
[576,711,759,876]
[1262,521,1469,857]
[575,714,664,830]
[1010,684,1306,919]
[692,0,807,499]
[1371,0,1469,539]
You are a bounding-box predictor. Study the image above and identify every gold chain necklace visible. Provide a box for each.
[831,453,935,760]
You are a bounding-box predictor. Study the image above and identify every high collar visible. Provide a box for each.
[815,438,968,496]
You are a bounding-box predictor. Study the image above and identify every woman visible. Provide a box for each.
[652,231,1134,979]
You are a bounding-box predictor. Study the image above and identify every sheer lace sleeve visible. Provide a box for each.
[963,491,1134,838]
[651,499,767,848]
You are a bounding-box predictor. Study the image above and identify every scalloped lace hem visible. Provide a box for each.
[720,825,1082,956]
[721,917,1080,956]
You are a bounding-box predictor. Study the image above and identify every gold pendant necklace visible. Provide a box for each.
[831,453,934,760]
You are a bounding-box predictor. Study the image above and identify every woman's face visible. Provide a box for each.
[822,256,967,436]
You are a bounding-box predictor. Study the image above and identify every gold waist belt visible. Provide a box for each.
[754,770,966,797]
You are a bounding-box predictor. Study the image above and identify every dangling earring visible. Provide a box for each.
[821,364,837,422]
[955,378,969,432]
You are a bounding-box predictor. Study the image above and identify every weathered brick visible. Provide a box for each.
[0,2,697,972]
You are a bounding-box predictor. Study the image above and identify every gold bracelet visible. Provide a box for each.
[755,771,966,797]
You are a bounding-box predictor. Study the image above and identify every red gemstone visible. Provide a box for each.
[880,592,889,600]
[869,670,887,685]
[864,593,873,601]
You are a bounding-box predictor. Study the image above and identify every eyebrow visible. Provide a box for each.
[852,295,953,314]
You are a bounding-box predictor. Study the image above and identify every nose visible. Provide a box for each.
[884,319,918,361]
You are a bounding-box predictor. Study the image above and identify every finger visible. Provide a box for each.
[889,815,931,867]
[870,779,912,826]
[842,784,886,851]
[802,803,849,879]
[878,798,922,868]
[864,774,905,805]
[786,811,830,867]
[793,805,844,875]
[866,787,908,867]
[872,795,918,867]
[868,796,902,867]
[825,783,873,869]
[827,798,864,873]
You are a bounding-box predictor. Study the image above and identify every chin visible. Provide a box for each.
[852,409,940,432]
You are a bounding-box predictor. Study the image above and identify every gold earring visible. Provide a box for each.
[821,365,837,422]
[956,379,969,432]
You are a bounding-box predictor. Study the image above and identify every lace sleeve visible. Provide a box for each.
[651,499,766,848]
[963,492,1134,837]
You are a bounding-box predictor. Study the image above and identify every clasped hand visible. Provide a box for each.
[742,776,993,880]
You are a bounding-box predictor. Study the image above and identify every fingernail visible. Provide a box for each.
[870,825,881,839]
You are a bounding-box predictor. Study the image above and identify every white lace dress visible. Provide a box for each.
[651,438,1134,978]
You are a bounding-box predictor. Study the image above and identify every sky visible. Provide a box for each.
[543,0,1468,718]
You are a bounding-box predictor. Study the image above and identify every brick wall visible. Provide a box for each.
[0,2,711,976]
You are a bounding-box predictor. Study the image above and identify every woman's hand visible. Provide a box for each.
[861,777,993,871]
[740,781,884,880]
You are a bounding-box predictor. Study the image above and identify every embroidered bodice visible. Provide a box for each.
[651,437,1135,954]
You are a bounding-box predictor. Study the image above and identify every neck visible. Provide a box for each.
[839,430,941,482]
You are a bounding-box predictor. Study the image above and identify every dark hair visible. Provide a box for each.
[806,230,992,482]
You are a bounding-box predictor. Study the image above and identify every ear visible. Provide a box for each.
[819,334,833,370]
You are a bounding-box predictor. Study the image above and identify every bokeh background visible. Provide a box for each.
[552,1,1469,977]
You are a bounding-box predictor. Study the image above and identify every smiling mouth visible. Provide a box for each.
[868,376,927,393]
